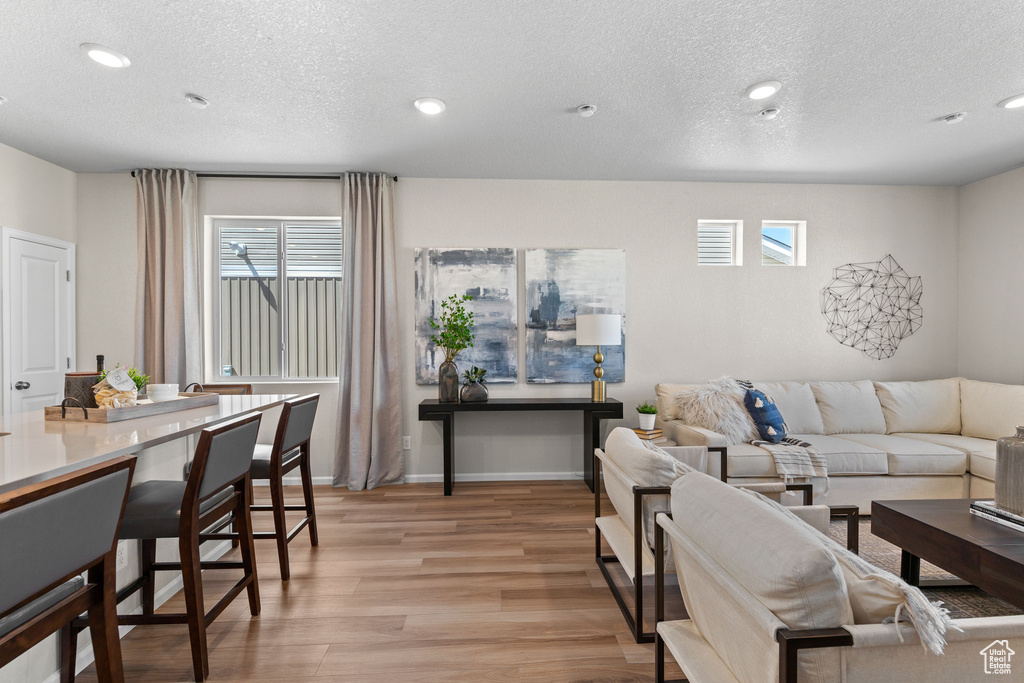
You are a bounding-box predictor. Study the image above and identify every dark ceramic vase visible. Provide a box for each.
[460,382,488,403]
[438,360,459,403]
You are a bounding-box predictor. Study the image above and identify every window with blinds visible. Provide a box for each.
[697,220,743,266]
[215,218,342,380]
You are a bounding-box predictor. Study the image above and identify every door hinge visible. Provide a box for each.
[66,270,70,282]
[67,357,71,369]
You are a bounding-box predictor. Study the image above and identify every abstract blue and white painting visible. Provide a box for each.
[415,248,518,384]
[525,249,625,383]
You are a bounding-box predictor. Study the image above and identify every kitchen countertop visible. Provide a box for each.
[0,394,294,494]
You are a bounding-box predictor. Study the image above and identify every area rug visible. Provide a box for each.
[829,519,1023,619]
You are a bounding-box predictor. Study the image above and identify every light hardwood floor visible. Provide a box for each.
[76,480,685,682]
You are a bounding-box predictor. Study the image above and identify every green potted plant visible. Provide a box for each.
[636,400,658,431]
[429,293,475,402]
[460,366,488,403]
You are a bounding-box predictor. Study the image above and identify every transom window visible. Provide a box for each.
[761,220,807,266]
[214,218,342,380]
[697,220,743,266]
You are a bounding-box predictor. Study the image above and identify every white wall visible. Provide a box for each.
[0,142,77,416]
[72,173,961,483]
[957,165,1024,383]
[396,179,960,480]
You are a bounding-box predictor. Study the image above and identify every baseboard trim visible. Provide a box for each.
[52,540,233,683]
[404,472,582,483]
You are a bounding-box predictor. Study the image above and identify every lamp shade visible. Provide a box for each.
[575,313,621,346]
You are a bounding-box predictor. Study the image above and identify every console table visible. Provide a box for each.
[418,398,623,495]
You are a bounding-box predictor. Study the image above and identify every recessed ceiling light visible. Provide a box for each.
[745,80,781,100]
[80,43,130,68]
[758,107,780,120]
[998,93,1024,109]
[942,113,965,124]
[576,104,596,118]
[414,97,445,115]
[185,94,210,109]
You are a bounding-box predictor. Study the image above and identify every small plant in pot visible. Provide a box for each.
[429,293,475,403]
[636,401,658,431]
[460,366,488,403]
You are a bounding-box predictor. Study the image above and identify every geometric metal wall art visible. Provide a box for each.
[820,254,923,360]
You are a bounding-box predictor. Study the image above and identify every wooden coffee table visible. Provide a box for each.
[872,498,1024,609]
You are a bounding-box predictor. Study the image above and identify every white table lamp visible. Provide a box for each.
[575,313,621,402]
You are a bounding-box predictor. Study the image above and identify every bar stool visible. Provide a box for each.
[250,394,319,580]
[74,412,263,682]
[1,456,135,683]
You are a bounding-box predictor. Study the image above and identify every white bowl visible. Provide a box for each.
[148,384,178,393]
[149,393,178,403]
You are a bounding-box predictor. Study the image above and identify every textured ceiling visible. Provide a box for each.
[1,0,1023,185]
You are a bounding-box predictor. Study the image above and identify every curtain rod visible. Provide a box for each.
[129,171,398,182]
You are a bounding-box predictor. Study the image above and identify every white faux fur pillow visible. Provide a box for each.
[671,376,758,444]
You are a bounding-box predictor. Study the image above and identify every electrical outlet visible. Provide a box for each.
[402,436,411,450]
[116,541,128,570]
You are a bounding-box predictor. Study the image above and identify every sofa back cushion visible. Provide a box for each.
[654,383,697,419]
[961,379,1024,441]
[873,379,961,434]
[810,381,887,434]
[753,382,826,434]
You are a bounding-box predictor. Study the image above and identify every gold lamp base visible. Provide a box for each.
[591,346,606,402]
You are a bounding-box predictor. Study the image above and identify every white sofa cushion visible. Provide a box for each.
[794,435,889,475]
[835,434,967,476]
[873,379,961,434]
[670,473,853,633]
[960,379,1024,441]
[753,382,825,435]
[654,382,696,420]
[893,433,998,482]
[811,381,887,434]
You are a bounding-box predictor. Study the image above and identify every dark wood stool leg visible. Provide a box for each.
[179,530,209,681]
[299,449,318,546]
[87,555,125,683]
[59,622,74,683]
[235,478,261,615]
[141,539,156,614]
[268,473,291,580]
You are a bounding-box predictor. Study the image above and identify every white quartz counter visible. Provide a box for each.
[0,394,294,494]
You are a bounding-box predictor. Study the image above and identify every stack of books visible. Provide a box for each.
[969,500,1024,532]
[632,428,676,447]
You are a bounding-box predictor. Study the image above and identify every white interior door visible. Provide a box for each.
[4,232,73,415]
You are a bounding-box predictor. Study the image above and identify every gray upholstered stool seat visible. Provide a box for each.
[119,482,234,539]
[0,576,85,638]
[249,444,301,480]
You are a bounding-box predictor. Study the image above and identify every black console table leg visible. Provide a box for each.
[442,412,454,496]
[584,411,596,493]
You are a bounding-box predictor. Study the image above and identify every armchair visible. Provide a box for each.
[653,471,1024,683]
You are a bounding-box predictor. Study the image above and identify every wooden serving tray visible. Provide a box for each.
[45,392,220,423]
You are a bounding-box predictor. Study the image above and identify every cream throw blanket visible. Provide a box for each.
[750,436,830,493]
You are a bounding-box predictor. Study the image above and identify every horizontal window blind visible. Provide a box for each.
[697,223,736,265]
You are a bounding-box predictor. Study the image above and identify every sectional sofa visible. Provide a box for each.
[654,378,1024,513]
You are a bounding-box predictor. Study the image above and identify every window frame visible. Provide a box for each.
[760,220,807,267]
[697,219,744,266]
[205,216,343,384]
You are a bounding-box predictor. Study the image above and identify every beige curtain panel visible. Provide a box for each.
[134,169,201,385]
[334,173,404,490]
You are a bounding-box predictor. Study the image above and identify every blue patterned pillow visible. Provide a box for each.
[743,389,788,443]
